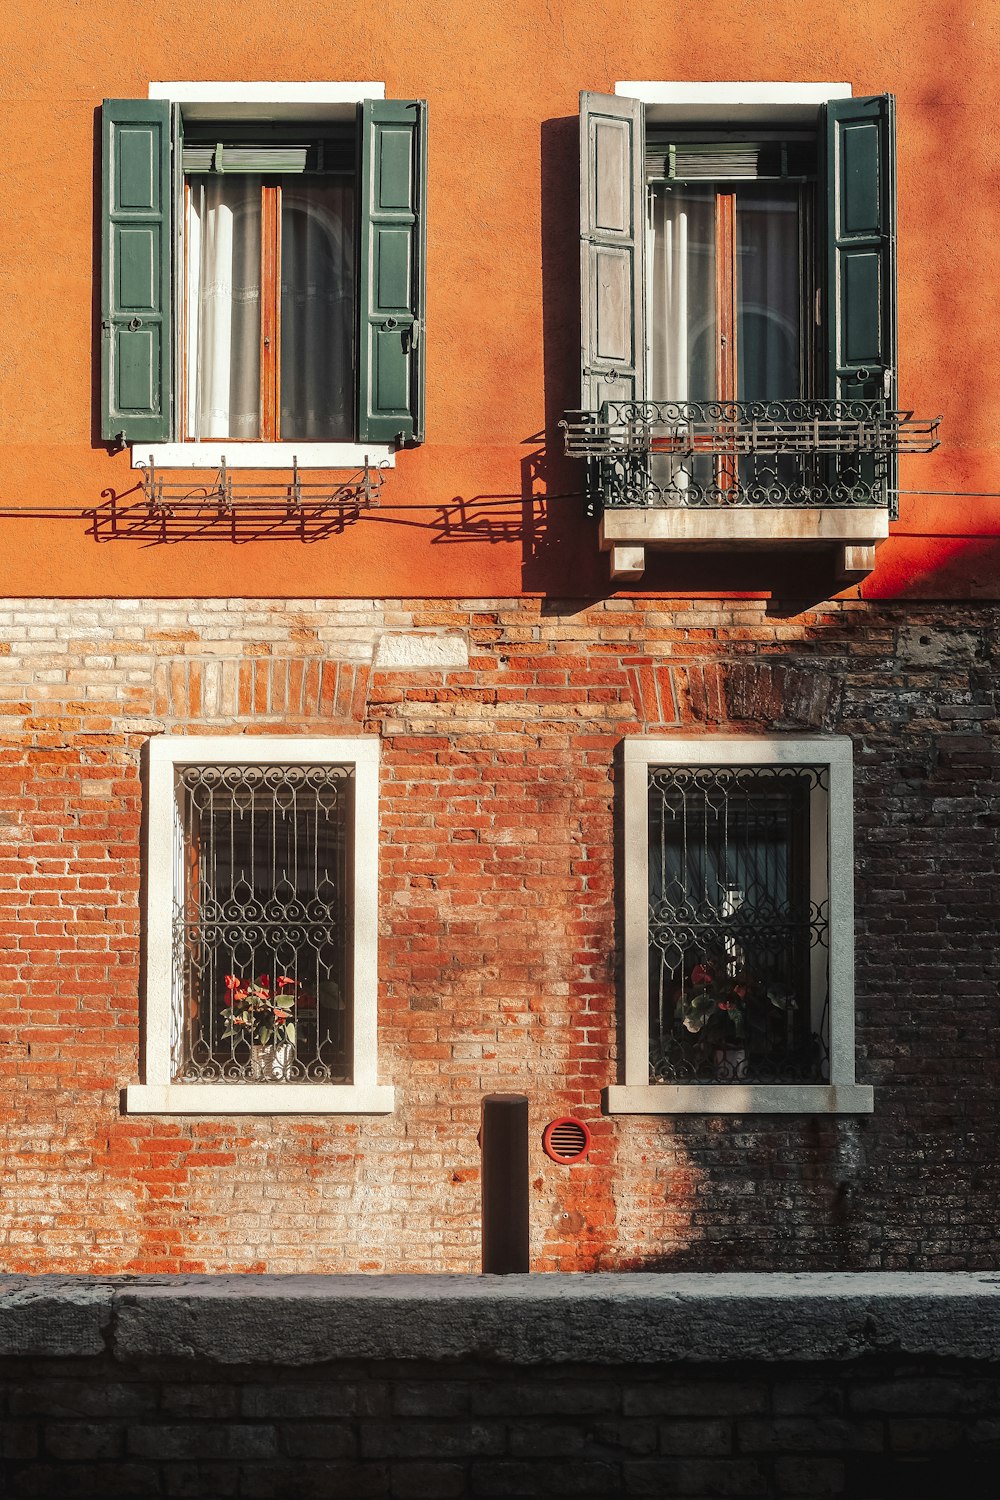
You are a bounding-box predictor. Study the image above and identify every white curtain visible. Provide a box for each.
[648,186,716,491]
[186,176,263,440]
[648,185,716,404]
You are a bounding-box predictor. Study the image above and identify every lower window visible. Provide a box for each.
[608,736,873,1114]
[127,737,393,1114]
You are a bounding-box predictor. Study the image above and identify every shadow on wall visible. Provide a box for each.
[612,1114,877,1272]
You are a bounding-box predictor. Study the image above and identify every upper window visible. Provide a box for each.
[579,87,896,417]
[126,737,393,1115]
[607,736,873,1115]
[101,92,427,455]
[568,86,928,580]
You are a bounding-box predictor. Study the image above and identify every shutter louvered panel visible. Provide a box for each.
[182,145,309,173]
[671,143,761,179]
[580,91,645,412]
[357,99,427,444]
[824,95,897,405]
[101,99,172,443]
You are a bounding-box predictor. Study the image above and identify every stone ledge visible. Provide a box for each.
[4,1273,1000,1366]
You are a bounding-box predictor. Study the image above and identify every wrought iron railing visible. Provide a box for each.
[560,399,941,515]
[90,456,388,542]
[647,764,829,1087]
[172,763,354,1084]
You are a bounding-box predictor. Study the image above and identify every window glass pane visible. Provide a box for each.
[186,176,262,439]
[736,183,802,401]
[648,184,716,402]
[175,764,354,1084]
[647,766,828,1085]
[280,180,356,441]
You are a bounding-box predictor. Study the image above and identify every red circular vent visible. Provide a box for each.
[542,1117,591,1164]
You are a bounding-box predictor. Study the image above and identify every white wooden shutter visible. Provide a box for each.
[579,91,646,412]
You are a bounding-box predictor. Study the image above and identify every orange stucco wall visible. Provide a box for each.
[0,0,997,600]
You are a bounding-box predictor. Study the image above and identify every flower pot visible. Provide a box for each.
[250,1042,295,1081]
[713,1045,748,1081]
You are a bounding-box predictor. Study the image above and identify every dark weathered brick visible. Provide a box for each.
[472,1458,622,1496]
[389,1461,467,1499]
[737,1417,884,1454]
[44,1421,124,1460]
[623,1382,766,1418]
[656,1418,733,1456]
[773,1455,846,1495]
[624,1458,768,1496]
[239,1462,391,1500]
[392,1381,472,1418]
[281,1421,358,1459]
[362,1420,505,1460]
[126,1421,279,1460]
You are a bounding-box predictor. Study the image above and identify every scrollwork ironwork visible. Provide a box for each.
[646,764,831,1087]
[172,762,354,1085]
[560,399,941,514]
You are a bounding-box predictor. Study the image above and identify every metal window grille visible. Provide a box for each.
[172,763,354,1083]
[647,765,829,1085]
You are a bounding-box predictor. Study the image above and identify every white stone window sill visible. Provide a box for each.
[126,1083,395,1115]
[132,443,395,471]
[605,1084,874,1115]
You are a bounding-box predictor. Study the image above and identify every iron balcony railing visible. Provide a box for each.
[560,399,941,514]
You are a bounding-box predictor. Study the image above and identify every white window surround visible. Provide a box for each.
[135,82,392,472]
[134,444,395,471]
[607,735,874,1115]
[126,735,393,1115]
[614,80,852,124]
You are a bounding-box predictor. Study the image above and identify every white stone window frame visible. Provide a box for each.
[607,735,873,1115]
[126,735,393,1115]
[135,82,395,472]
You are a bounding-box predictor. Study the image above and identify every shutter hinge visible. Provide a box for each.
[101,319,113,337]
[814,288,822,328]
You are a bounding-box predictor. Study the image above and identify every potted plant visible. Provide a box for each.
[223,973,298,1080]
[674,957,797,1080]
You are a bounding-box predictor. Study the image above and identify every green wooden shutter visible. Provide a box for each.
[823,94,897,406]
[358,99,427,444]
[101,100,172,443]
[579,92,646,411]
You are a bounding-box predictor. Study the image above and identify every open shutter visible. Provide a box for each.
[101,100,172,443]
[358,99,427,445]
[823,95,897,406]
[579,92,646,411]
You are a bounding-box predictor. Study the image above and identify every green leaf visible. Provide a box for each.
[285,1023,296,1044]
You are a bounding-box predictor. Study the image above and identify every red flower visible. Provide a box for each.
[277,976,296,989]
[691,962,714,986]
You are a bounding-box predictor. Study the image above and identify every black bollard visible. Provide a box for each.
[480,1093,529,1273]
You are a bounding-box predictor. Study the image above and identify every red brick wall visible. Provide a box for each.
[1,596,997,1272]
